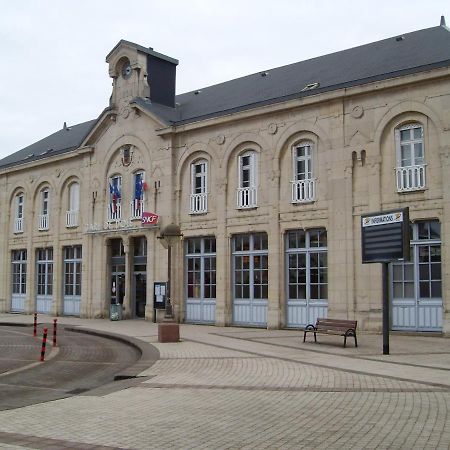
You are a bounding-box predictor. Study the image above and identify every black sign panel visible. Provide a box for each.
[361,208,410,263]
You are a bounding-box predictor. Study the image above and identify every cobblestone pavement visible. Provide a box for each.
[0,314,449,449]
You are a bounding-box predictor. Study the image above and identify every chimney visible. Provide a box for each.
[440,15,446,27]
[146,51,178,108]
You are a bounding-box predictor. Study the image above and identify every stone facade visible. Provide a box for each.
[1,28,449,334]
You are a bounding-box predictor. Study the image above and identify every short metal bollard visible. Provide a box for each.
[53,319,57,347]
[40,328,48,361]
[33,313,37,337]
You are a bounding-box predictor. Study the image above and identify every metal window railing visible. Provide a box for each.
[14,217,24,233]
[396,164,426,192]
[38,214,49,231]
[107,202,122,222]
[237,187,258,209]
[291,178,316,203]
[130,199,144,220]
[66,210,79,228]
[190,193,208,214]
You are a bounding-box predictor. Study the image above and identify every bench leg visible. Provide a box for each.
[344,336,347,348]
[303,331,307,343]
[314,332,317,343]
[354,335,358,347]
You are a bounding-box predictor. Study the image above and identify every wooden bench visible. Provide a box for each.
[303,318,358,348]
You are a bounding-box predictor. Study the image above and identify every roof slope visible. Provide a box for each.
[0,120,97,169]
[169,25,450,124]
[2,24,450,169]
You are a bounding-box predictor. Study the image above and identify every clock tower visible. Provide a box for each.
[105,40,178,114]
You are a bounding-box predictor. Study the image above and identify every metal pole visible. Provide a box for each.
[165,244,173,319]
[382,262,390,355]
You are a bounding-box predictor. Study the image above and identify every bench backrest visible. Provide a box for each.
[316,318,357,331]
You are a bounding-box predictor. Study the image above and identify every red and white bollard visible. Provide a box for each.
[33,313,37,337]
[40,327,48,361]
[53,319,57,347]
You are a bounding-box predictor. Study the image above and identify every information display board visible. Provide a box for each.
[153,282,167,310]
[361,208,410,263]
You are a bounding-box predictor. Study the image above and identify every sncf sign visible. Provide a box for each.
[141,212,159,226]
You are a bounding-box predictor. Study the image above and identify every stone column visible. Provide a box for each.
[52,205,62,316]
[267,168,281,329]
[439,145,450,335]
[145,231,155,321]
[215,177,228,326]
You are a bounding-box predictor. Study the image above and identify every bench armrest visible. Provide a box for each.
[305,324,316,331]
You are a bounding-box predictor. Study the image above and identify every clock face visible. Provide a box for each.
[121,63,132,79]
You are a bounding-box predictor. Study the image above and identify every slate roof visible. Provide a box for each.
[2,24,450,169]
[0,120,97,169]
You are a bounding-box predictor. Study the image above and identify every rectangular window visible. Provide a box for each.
[64,246,82,297]
[286,229,328,302]
[12,250,27,295]
[36,248,53,296]
[185,237,216,299]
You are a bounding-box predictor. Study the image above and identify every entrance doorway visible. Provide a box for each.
[134,273,147,318]
[110,238,125,309]
[132,237,147,318]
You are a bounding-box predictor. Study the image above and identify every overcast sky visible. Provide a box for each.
[0,0,448,160]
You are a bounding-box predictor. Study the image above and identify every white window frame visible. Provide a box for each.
[190,160,208,214]
[108,175,122,222]
[237,151,258,209]
[291,141,316,203]
[14,193,24,233]
[66,182,80,228]
[130,171,145,220]
[395,123,426,192]
[38,189,50,231]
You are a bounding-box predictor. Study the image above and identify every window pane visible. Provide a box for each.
[400,129,411,141]
[404,282,414,298]
[429,222,440,239]
[413,127,422,140]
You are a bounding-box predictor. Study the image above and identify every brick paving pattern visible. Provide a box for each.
[0,315,449,449]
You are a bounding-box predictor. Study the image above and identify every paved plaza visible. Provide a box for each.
[0,314,449,449]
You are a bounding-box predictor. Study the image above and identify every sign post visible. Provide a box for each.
[361,208,410,355]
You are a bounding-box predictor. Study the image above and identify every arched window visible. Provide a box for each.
[237,151,257,208]
[13,192,24,233]
[291,141,315,203]
[131,171,145,219]
[38,188,50,231]
[66,182,80,228]
[108,175,122,222]
[395,123,426,192]
[190,160,208,214]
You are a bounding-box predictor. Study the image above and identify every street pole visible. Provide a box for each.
[382,262,390,355]
[165,244,173,319]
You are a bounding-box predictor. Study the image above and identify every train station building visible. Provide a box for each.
[1,19,450,334]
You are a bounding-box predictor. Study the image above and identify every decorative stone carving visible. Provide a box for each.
[268,123,278,135]
[351,105,364,119]
[216,135,226,145]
